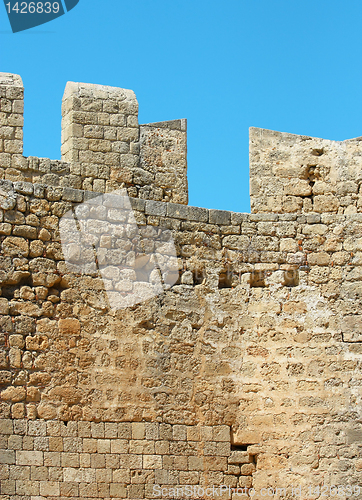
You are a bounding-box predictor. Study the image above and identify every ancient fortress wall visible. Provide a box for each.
[0,72,362,499]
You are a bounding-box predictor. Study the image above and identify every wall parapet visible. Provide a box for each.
[250,127,362,214]
[0,73,188,205]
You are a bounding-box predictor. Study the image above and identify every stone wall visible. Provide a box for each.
[1,73,188,204]
[0,73,362,499]
[250,127,362,214]
[139,120,188,205]
[1,421,253,499]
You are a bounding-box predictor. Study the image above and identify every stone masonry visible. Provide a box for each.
[0,72,362,499]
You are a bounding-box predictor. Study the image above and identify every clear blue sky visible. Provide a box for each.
[1,0,362,213]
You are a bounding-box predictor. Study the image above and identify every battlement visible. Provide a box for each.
[0,73,188,204]
[250,127,362,214]
[2,73,362,215]
[0,73,362,214]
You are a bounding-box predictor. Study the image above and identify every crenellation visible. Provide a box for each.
[250,127,362,214]
[1,73,362,499]
[1,73,189,207]
[140,120,188,204]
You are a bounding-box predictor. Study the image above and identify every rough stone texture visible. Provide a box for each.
[250,127,362,214]
[1,75,188,204]
[0,73,362,499]
[139,120,188,205]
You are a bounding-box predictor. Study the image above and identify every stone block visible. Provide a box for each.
[0,419,13,435]
[33,436,49,451]
[232,430,261,445]
[105,453,119,469]
[28,420,46,437]
[16,451,43,466]
[209,209,231,225]
[217,442,231,456]
[96,467,112,483]
[61,452,79,467]
[187,426,201,442]
[129,197,145,211]
[13,181,33,195]
[113,468,130,483]
[145,200,167,216]
[104,422,118,439]
[118,422,132,439]
[110,483,127,497]
[91,453,106,469]
[188,456,204,471]
[0,478,16,494]
[63,437,82,453]
[111,439,128,454]
[0,450,15,464]
[346,429,362,444]
[0,223,11,235]
[132,422,145,440]
[167,203,190,219]
[203,456,228,471]
[83,438,97,454]
[63,466,96,483]
[13,420,26,436]
[80,452,91,468]
[145,422,159,440]
[60,481,79,496]
[228,451,252,465]
[43,451,61,467]
[58,318,81,336]
[62,187,83,202]
[173,425,187,441]
[201,426,213,441]
[342,316,362,342]
[97,438,111,454]
[240,463,256,475]
[77,421,91,438]
[155,440,169,454]
[213,425,230,442]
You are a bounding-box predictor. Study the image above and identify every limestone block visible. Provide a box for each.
[143,454,162,469]
[341,315,362,342]
[0,419,13,435]
[0,386,25,402]
[16,451,43,466]
[0,450,15,465]
[58,318,81,335]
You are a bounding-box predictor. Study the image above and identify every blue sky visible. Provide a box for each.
[1,0,362,213]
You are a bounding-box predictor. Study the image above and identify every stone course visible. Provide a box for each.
[1,421,254,499]
[0,73,362,499]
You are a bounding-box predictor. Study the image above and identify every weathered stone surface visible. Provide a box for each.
[0,73,362,499]
[250,127,362,214]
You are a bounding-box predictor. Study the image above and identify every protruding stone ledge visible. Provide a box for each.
[2,179,361,230]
